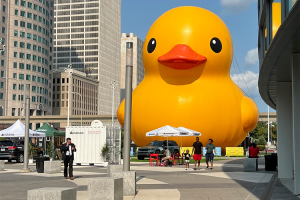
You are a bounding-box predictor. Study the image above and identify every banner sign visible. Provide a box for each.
[203,147,221,156]
[226,147,244,156]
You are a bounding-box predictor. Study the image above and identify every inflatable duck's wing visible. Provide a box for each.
[117,99,125,127]
[241,96,259,133]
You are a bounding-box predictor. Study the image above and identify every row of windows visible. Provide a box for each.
[13,40,50,56]
[15,9,52,29]
[11,84,48,96]
[12,73,48,85]
[13,62,49,75]
[54,8,98,16]
[13,52,49,66]
[14,20,52,40]
[15,0,52,18]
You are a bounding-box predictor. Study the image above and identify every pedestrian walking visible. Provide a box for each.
[192,137,203,170]
[184,149,191,170]
[205,139,217,170]
[61,138,76,180]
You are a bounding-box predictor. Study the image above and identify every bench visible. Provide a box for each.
[244,158,258,172]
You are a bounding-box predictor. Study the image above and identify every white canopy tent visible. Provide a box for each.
[0,119,46,138]
[146,125,189,150]
[146,125,201,151]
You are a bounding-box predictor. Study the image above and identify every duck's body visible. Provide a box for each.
[117,6,259,148]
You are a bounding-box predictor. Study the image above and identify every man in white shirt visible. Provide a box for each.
[61,138,76,180]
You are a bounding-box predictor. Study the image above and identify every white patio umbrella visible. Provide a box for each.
[0,119,46,138]
[177,127,201,150]
[146,125,186,150]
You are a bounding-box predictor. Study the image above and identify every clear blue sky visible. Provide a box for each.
[121,0,275,113]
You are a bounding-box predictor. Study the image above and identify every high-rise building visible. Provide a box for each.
[0,0,54,129]
[53,0,121,116]
[120,33,144,102]
[52,68,98,127]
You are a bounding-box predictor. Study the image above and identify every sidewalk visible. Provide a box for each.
[0,158,298,200]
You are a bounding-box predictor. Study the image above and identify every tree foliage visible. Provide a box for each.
[249,121,277,142]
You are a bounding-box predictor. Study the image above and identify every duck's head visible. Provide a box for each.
[143,6,233,85]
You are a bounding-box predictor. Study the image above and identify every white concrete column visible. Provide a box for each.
[292,53,300,195]
[277,82,293,179]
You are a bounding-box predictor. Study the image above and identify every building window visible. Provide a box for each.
[19,53,25,59]
[13,73,17,79]
[56,102,59,107]
[1,60,4,67]
[33,65,36,71]
[12,95,16,101]
[33,55,37,61]
[26,64,31,70]
[1,27,5,34]
[20,42,25,48]
[14,41,18,47]
[27,43,31,50]
[20,31,25,38]
[2,16,5,23]
[20,21,25,27]
[14,31,18,36]
[15,9,19,15]
[19,63,24,69]
[0,82,3,88]
[21,0,25,7]
[15,0,19,5]
[13,62,17,68]
[37,77,41,82]
[13,84,17,90]
[27,23,32,29]
[27,2,32,8]
[0,71,4,77]
[12,108,16,116]
[19,74,24,80]
[32,76,36,81]
[3,6,6,12]
[27,33,31,39]
[33,25,37,31]
[21,11,25,17]
[14,20,18,26]
[14,52,18,58]
[0,93,3,99]
[26,75,31,81]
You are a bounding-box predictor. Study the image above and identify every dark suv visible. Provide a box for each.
[0,139,43,163]
[137,140,180,160]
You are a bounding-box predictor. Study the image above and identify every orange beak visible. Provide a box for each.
[158,44,207,69]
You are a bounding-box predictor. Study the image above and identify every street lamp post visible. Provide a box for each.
[123,42,133,171]
[65,64,72,127]
[110,81,117,163]
[71,92,82,126]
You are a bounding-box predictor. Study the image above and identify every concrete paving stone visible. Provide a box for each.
[134,189,180,200]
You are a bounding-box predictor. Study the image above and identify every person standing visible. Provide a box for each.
[61,138,76,180]
[192,137,203,170]
[205,139,217,170]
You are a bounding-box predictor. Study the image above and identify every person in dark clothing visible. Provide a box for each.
[192,137,203,169]
[184,149,191,170]
[61,138,76,180]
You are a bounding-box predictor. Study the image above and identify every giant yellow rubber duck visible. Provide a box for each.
[117,6,259,149]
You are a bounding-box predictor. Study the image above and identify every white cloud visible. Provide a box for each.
[221,0,256,14]
[245,48,259,68]
[231,71,259,98]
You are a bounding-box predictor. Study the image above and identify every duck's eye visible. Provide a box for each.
[210,37,222,53]
[147,38,156,53]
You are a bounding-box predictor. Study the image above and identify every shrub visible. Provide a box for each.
[257,136,267,145]
[257,145,265,151]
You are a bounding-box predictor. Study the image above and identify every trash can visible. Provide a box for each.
[264,153,277,171]
[36,156,50,173]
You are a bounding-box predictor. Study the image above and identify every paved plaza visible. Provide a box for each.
[0,158,298,200]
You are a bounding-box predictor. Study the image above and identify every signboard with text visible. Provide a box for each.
[226,147,244,156]
[202,147,221,156]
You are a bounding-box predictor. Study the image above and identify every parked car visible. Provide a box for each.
[137,140,180,160]
[0,139,43,163]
